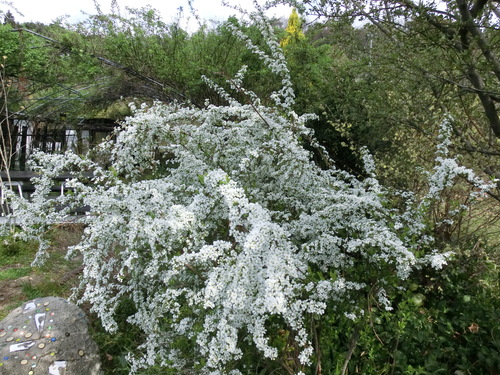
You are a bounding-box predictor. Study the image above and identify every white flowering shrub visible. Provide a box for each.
[408,118,497,245]
[17,99,418,373]
[8,14,494,375]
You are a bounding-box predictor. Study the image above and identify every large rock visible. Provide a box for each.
[0,297,102,375]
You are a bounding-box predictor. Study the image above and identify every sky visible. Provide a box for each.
[2,0,292,30]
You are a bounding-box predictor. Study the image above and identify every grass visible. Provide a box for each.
[0,225,84,319]
[0,266,31,281]
[20,279,72,299]
[0,235,38,263]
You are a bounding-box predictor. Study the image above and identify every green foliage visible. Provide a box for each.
[0,20,107,120]
[52,9,283,113]
[283,22,373,172]
[311,240,499,375]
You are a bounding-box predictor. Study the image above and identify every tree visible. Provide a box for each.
[270,0,500,190]
[280,8,305,47]
[3,10,15,27]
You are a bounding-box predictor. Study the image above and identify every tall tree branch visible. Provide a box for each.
[466,64,500,137]
[470,0,489,18]
[457,0,500,81]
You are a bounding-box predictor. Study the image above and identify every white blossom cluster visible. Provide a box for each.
[427,118,495,201]
[13,98,421,373]
[224,9,295,111]
[418,118,495,236]
[8,13,485,375]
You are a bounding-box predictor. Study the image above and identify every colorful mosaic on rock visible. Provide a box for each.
[0,297,102,375]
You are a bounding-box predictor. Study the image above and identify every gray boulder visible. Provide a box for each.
[0,297,102,374]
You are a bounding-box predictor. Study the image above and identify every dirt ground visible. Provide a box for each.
[0,273,43,313]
